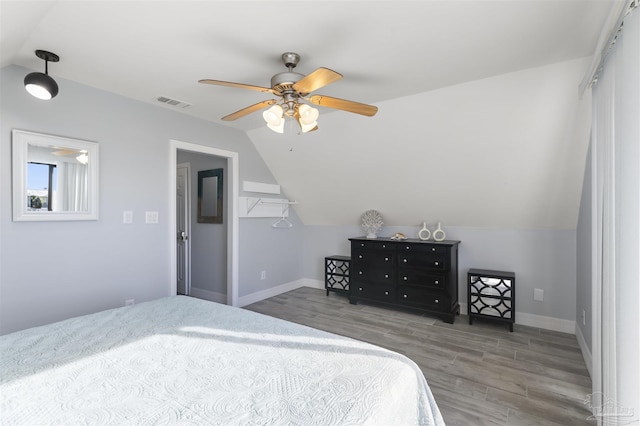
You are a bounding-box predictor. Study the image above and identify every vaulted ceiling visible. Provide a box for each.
[1,1,613,229]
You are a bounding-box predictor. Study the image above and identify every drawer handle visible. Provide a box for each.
[405,246,410,250]
[403,276,408,281]
[359,287,363,291]
[434,261,439,266]
[359,271,363,275]
[432,247,436,252]
[403,294,408,298]
[403,259,408,263]
[384,274,389,278]
[435,280,439,284]
[361,243,365,247]
[384,291,389,295]
[382,244,386,248]
[435,299,439,303]
[384,257,389,261]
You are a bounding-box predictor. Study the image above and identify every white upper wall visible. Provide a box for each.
[249,57,593,230]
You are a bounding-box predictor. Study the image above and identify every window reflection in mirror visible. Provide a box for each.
[12,130,99,221]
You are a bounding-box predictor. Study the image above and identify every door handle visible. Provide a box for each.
[178,231,188,241]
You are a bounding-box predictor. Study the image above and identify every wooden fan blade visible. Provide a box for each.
[293,68,342,94]
[222,99,277,121]
[199,79,276,94]
[308,95,378,117]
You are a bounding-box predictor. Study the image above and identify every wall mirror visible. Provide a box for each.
[12,129,99,221]
[198,168,223,224]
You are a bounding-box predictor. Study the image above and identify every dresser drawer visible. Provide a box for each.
[352,251,395,268]
[351,267,395,285]
[352,283,396,302]
[397,270,446,289]
[397,286,449,311]
[398,243,448,256]
[353,240,394,251]
[397,252,447,271]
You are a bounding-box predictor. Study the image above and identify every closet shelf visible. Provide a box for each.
[247,198,298,214]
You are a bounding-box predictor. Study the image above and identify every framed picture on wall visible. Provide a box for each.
[197,168,223,224]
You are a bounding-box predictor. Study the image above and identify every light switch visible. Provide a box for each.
[145,211,159,224]
[123,211,133,224]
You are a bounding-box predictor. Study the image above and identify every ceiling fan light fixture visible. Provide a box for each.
[24,50,60,100]
[263,104,285,133]
[76,153,89,165]
[296,104,319,133]
[298,104,319,125]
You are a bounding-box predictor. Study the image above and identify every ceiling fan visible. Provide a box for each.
[50,147,89,164]
[199,52,378,133]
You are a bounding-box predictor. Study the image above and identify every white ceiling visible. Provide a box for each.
[1,1,612,131]
[1,0,615,230]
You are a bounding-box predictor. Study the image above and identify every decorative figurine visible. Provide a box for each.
[361,210,383,239]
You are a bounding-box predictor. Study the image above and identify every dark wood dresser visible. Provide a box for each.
[349,237,460,323]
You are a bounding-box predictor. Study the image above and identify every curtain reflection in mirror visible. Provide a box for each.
[58,162,88,211]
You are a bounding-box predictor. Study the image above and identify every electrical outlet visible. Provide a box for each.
[533,288,544,301]
[125,299,135,306]
[260,270,266,280]
[123,210,133,224]
[145,211,159,224]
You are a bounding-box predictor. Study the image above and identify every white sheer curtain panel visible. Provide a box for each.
[589,2,639,424]
[57,162,89,211]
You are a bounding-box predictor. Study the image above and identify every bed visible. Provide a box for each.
[0,296,444,425]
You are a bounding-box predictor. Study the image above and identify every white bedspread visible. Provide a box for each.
[1,296,444,425]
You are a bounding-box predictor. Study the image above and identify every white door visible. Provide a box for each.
[176,164,190,295]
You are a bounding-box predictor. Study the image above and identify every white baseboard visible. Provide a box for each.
[459,302,575,334]
[237,279,324,307]
[575,323,593,377]
[189,287,227,304]
[515,312,576,334]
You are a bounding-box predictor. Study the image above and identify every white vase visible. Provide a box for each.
[418,222,431,241]
[433,222,446,242]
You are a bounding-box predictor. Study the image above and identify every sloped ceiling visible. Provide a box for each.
[1,1,612,229]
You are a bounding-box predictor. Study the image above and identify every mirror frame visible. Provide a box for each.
[197,168,223,224]
[12,129,99,221]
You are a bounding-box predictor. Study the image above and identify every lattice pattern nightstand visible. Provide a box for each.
[468,269,515,331]
[325,255,350,296]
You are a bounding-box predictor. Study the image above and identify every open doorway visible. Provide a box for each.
[169,140,239,306]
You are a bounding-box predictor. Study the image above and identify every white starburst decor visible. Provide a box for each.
[361,210,383,239]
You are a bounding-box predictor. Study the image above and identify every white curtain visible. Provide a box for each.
[57,162,88,211]
[590,3,639,424]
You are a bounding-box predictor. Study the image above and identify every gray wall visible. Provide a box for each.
[305,225,577,321]
[575,142,592,348]
[0,65,303,334]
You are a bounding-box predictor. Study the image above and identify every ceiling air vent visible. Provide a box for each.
[156,96,191,109]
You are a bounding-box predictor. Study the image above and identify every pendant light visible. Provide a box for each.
[24,50,60,100]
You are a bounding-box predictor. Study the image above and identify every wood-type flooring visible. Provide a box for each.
[244,287,594,425]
